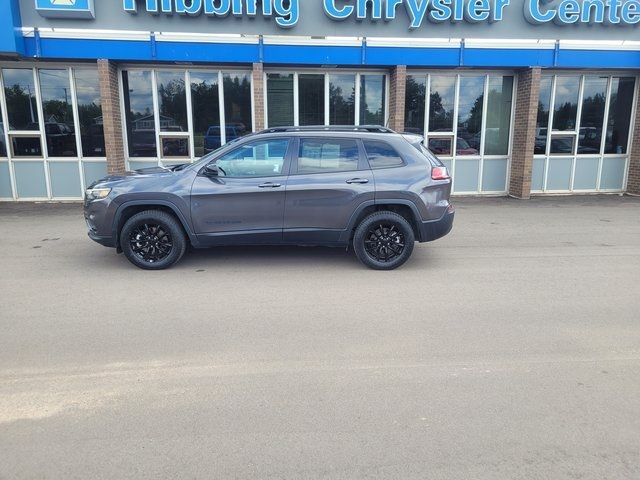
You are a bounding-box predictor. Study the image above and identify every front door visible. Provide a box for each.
[191,137,292,244]
[283,137,375,244]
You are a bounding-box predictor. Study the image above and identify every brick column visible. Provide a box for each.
[98,59,126,174]
[252,62,265,131]
[388,65,407,132]
[627,91,640,195]
[509,67,541,199]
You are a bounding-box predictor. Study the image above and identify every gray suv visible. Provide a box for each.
[84,126,454,270]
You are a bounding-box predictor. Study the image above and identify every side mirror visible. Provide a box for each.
[203,164,220,177]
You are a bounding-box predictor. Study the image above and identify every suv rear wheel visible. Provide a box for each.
[120,210,187,270]
[353,211,415,270]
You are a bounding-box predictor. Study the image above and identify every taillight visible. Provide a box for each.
[431,166,450,180]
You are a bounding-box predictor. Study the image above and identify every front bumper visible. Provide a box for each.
[418,207,455,243]
[88,229,116,248]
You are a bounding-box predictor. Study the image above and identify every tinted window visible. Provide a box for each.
[535,77,553,154]
[190,71,220,155]
[215,138,289,177]
[156,71,187,133]
[122,70,157,157]
[456,76,484,156]
[578,76,607,154]
[363,140,403,169]
[329,75,355,125]
[39,69,77,157]
[404,75,426,134]
[552,76,580,131]
[429,76,455,132]
[74,69,105,157]
[485,76,513,156]
[299,74,325,126]
[298,138,359,174]
[3,69,39,131]
[223,73,252,142]
[359,75,385,125]
[267,73,294,127]
[605,77,635,154]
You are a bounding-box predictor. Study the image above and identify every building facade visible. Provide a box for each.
[1,0,639,201]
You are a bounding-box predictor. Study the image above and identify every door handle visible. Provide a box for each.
[258,182,281,188]
[346,178,369,184]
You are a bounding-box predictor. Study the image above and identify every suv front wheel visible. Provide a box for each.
[120,210,187,270]
[353,211,415,270]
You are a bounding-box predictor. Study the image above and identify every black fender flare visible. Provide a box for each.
[340,199,424,243]
[112,200,199,248]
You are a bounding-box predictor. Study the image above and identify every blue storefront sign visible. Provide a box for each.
[35,0,95,19]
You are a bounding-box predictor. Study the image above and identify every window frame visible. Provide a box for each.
[404,70,516,195]
[263,69,390,129]
[0,62,107,201]
[119,66,255,170]
[533,71,639,193]
[289,136,369,176]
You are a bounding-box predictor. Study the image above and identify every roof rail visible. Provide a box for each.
[258,125,396,134]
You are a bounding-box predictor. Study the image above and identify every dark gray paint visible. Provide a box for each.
[19,0,640,40]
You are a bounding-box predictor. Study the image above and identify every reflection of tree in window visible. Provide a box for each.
[39,69,77,157]
[404,76,426,134]
[429,76,455,132]
[3,69,39,130]
[156,72,187,132]
[223,74,252,142]
[75,69,105,157]
[329,75,355,125]
[190,73,220,156]
[360,75,385,125]
[605,77,635,154]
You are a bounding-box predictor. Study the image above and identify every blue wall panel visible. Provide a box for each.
[0,0,24,56]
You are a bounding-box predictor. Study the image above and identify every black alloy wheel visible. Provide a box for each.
[353,211,415,270]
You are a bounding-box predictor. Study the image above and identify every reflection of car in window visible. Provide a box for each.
[130,129,157,157]
[204,124,247,152]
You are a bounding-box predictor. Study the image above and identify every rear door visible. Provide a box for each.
[283,136,374,244]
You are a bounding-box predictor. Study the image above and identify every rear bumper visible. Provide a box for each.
[418,208,455,242]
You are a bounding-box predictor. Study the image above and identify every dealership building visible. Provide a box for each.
[0,0,639,200]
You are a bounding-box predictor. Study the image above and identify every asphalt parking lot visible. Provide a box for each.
[1,195,640,479]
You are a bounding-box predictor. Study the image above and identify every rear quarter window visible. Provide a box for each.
[363,140,404,169]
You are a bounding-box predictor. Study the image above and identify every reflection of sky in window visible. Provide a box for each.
[457,76,484,125]
[74,70,101,107]
[3,69,35,94]
[126,71,153,116]
[361,75,384,119]
[554,77,580,109]
[190,72,218,87]
[330,74,355,101]
[430,76,455,105]
[39,69,70,106]
[582,77,607,103]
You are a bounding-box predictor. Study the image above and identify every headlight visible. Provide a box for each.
[85,187,111,201]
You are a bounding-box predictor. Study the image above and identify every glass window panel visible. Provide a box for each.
[122,70,157,157]
[453,159,480,193]
[215,138,289,177]
[49,161,81,197]
[359,75,385,125]
[0,102,6,156]
[161,137,189,157]
[156,71,187,133]
[329,74,355,125]
[2,69,39,131]
[456,76,484,155]
[573,157,599,190]
[605,77,635,154]
[39,69,77,157]
[577,76,607,155]
[428,76,455,133]
[404,75,426,134]
[11,136,42,157]
[190,71,220,156]
[0,162,12,197]
[531,158,545,191]
[267,73,294,128]
[428,137,452,156]
[83,161,108,187]
[223,73,252,143]
[600,157,626,190]
[74,69,105,158]
[363,139,403,169]
[549,135,575,155]
[546,157,573,191]
[481,158,508,192]
[298,138,359,174]
[13,161,47,198]
[299,74,325,126]
[535,76,553,154]
[484,76,513,156]
[128,161,156,172]
[552,76,580,131]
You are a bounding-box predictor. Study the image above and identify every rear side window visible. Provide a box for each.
[363,140,404,169]
[297,138,360,174]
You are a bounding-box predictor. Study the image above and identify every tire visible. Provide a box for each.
[353,211,415,270]
[120,210,187,270]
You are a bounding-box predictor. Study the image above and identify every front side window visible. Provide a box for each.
[363,140,403,169]
[214,138,289,177]
[298,138,360,174]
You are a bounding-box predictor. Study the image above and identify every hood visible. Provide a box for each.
[89,165,188,187]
